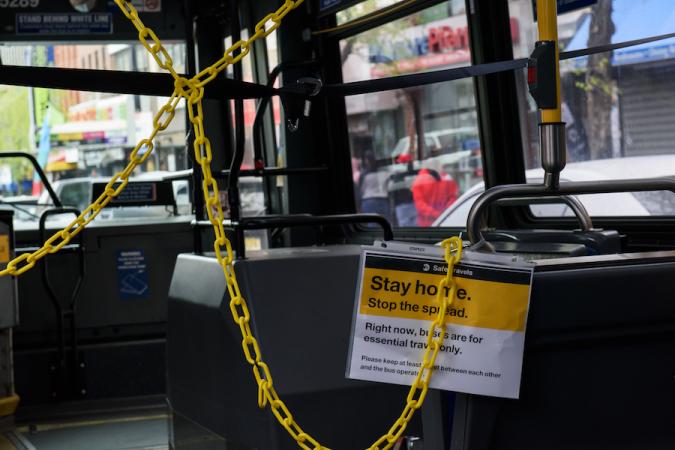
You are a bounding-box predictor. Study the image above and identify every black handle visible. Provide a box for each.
[39,207,86,310]
[466,178,675,244]
[237,213,394,242]
[0,152,61,207]
[38,207,86,376]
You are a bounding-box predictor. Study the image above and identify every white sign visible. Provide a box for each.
[346,242,534,399]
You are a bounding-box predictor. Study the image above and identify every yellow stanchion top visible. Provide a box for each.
[536,0,562,123]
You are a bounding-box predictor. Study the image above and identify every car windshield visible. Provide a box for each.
[434,155,675,228]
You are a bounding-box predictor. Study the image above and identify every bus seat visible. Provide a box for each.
[167,246,427,450]
[450,254,675,450]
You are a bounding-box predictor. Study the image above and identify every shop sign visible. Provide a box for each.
[368,15,519,77]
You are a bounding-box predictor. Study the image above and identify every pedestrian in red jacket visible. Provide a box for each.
[411,164,458,226]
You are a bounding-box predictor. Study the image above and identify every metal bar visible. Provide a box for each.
[466,178,675,243]
[160,166,329,181]
[0,65,276,99]
[229,0,246,258]
[0,152,61,207]
[495,195,593,231]
[39,207,85,383]
[319,0,445,40]
[236,213,394,241]
[193,213,394,241]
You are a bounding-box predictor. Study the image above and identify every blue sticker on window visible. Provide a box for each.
[117,250,149,300]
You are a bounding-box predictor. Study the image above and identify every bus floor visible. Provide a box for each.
[0,397,169,450]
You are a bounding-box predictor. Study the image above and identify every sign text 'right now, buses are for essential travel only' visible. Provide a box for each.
[347,247,534,399]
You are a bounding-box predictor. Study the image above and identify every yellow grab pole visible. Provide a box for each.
[536,0,561,123]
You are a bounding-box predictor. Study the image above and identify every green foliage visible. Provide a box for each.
[0,86,33,183]
[572,57,614,97]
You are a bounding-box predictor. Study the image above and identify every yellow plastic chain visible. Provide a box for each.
[0,2,464,448]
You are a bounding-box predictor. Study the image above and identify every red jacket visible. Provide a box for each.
[411,169,458,226]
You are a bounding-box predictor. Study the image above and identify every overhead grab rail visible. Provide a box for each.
[0,64,277,100]
[2,31,675,99]
[322,29,675,96]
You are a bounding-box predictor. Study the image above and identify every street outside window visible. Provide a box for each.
[341,0,483,228]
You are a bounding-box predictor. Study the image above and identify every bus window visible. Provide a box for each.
[510,0,675,217]
[342,0,482,228]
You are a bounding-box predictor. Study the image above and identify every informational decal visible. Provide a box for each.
[1,0,180,41]
[117,249,149,299]
[112,182,157,204]
[0,235,9,264]
[16,12,113,35]
[347,243,533,399]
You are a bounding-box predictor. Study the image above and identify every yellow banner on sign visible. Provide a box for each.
[0,235,9,264]
[359,267,530,332]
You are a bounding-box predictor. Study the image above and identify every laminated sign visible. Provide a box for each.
[346,242,534,399]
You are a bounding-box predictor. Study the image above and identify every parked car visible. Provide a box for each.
[27,172,266,226]
[390,127,478,163]
[433,155,675,228]
[34,175,190,221]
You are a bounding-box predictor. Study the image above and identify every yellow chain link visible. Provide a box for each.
[0,2,464,448]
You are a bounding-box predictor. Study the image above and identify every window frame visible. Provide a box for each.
[315,0,524,235]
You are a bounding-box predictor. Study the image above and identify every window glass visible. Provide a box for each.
[0,42,189,224]
[336,0,467,26]
[509,0,675,217]
[336,0,401,25]
[0,43,186,73]
[225,31,267,218]
[59,180,90,211]
[342,1,482,228]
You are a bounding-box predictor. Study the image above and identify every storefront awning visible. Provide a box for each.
[565,0,675,67]
[46,148,79,173]
[46,161,77,172]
